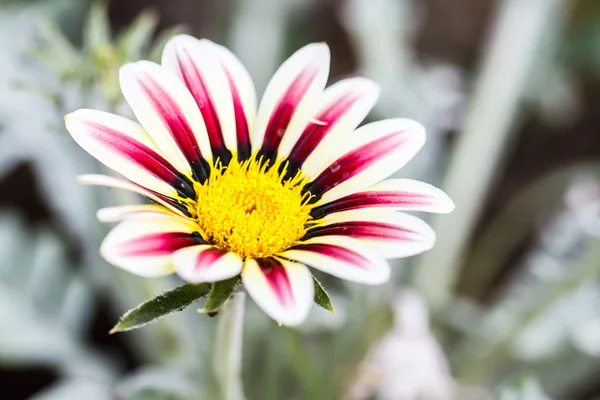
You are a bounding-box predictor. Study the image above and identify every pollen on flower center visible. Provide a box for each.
[195,156,314,259]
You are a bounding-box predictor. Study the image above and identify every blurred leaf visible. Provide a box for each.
[84,1,111,50]
[10,81,62,108]
[115,367,199,400]
[458,162,600,299]
[495,375,550,400]
[0,215,112,384]
[31,380,112,400]
[111,283,211,333]
[35,19,81,74]
[130,388,187,400]
[117,9,159,60]
[148,25,188,62]
[313,276,335,313]
[198,277,240,314]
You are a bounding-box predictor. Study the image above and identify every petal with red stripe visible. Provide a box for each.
[208,40,256,161]
[286,77,379,171]
[66,109,195,199]
[100,217,203,277]
[252,43,330,162]
[162,35,237,164]
[120,61,212,182]
[281,235,390,285]
[305,209,436,259]
[77,174,192,217]
[303,118,426,204]
[97,204,179,222]
[173,245,243,283]
[242,257,313,326]
[311,178,455,218]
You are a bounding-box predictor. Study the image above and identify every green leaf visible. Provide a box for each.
[313,276,335,313]
[117,9,159,60]
[198,277,240,314]
[84,1,111,50]
[110,283,211,333]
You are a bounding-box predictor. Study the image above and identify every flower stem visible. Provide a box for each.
[214,292,246,400]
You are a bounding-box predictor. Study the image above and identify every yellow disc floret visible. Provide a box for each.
[195,156,314,259]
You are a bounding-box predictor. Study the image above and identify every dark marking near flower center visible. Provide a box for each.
[178,49,233,167]
[138,75,211,183]
[259,67,318,165]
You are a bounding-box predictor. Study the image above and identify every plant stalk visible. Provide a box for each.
[214,292,247,400]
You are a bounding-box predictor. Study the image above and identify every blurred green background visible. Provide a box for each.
[1,0,600,399]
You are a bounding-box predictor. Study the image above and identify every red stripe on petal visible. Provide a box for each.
[289,243,369,269]
[260,67,319,161]
[225,68,251,161]
[138,75,210,182]
[304,221,420,242]
[311,191,434,218]
[177,50,232,165]
[120,232,202,257]
[257,258,294,306]
[194,248,226,271]
[306,131,408,199]
[287,91,361,170]
[87,121,196,199]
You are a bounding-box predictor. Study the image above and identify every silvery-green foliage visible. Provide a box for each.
[0,213,116,388]
[495,376,551,400]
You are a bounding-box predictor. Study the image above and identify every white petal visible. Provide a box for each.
[97,204,178,222]
[281,235,390,285]
[100,217,200,277]
[120,60,212,178]
[207,40,257,160]
[66,109,185,198]
[173,245,243,283]
[76,174,188,216]
[312,178,455,217]
[308,209,436,258]
[242,257,313,326]
[162,35,237,159]
[303,118,426,204]
[252,43,330,159]
[287,77,379,167]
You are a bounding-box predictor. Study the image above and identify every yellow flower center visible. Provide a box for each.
[195,156,314,259]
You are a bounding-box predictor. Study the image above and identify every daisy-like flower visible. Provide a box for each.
[65,35,453,326]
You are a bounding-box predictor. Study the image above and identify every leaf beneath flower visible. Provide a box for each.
[110,283,211,333]
[313,276,335,313]
[198,277,241,314]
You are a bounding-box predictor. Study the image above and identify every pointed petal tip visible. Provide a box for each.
[119,60,157,81]
[162,33,199,57]
[76,174,106,184]
[440,194,456,214]
[293,42,331,64]
[170,33,197,43]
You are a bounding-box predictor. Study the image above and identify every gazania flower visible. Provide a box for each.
[66,35,453,326]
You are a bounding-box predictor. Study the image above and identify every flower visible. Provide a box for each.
[65,35,454,326]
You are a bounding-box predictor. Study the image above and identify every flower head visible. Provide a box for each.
[66,35,454,326]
